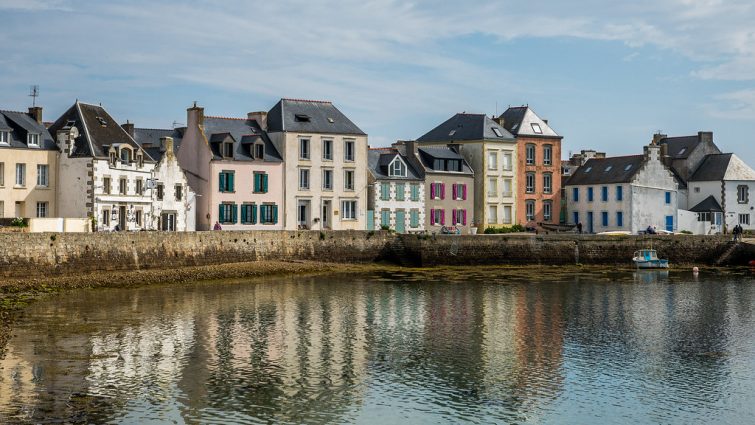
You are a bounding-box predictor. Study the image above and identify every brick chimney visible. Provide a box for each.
[247,111,268,130]
[187,101,205,129]
[493,115,505,126]
[121,120,135,138]
[28,107,42,124]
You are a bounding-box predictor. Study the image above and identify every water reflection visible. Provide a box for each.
[1,271,754,424]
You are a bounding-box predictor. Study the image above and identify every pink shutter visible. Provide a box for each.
[441,183,445,200]
[440,209,446,225]
[462,209,467,225]
[430,184,435,199]
[462,184,467,200]
[452,209,457,225]
[430,208,435,225]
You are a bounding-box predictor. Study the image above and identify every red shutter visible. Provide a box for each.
[440,183,445,200]
[452,184,457,200]
[440,209,446,225]
[430,208,435,225]
[462,209,467,225]
[462,184,467,200]
[430,184,435,199]
[452,209,457,225]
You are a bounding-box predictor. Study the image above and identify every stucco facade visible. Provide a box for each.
[367,148,425,233]
[423,172,475,233]
[515,135,561,226]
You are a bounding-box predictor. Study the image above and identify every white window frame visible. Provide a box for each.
[526,144,535,165]
[389,157,407,177]
[503,179,512,197]
[0,131,9,145]
[503,153,512,171]
[488,152,498,170]
[15,163,26,187]
[738,185,749,204]
[322,139,333,161]
[36,201,48,218]
[344,140,355,162]
[487,178,498,197]
[525,172,535,193]
[543,173,552,194]
[341,200,357,220]
[526,200,535,221]
[299,138,310,160]
[322,169,333,190]
[36,164,48,187]
[503,205,512,224]
[543,145,552,166]
[27,133,40,147]
[543,201,552,222]
[344,169,354,191]
[487,205,497,224]
[299,168,310,190]
[739,213,750,225]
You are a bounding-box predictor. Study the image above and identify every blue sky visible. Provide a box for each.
[2,0,755,164]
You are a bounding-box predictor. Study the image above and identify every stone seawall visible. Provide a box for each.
[0,231,745,278]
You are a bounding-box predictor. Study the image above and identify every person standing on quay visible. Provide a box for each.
[577,222,583,234]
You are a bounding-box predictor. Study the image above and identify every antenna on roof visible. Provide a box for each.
[172,121,185,129]
[495,101,498,116]
[29,85,39,107]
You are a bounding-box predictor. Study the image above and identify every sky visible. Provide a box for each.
[1,0,755,164]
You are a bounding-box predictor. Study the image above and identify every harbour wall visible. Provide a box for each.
[0,231,746,278]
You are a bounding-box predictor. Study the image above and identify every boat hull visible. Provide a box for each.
[634,259,669,269]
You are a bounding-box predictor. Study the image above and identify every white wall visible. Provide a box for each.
[92,158,156,231]
[373,180,425,232]
[724,180,755,230]
[152,151,196,231]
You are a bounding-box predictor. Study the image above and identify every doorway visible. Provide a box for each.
[119,205,127,230]
[322,200,331,230]
[395,210,406,233]
[161,212,177,231]
[587,211,594,234]
[297,200,310,229]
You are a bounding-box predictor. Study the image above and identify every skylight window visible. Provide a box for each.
[678,148,687,155]
[512,123,519,131]
[624,164,633,171]
[531,123,542,134]
[492,127,503,137]
[604,165,612,172]
[327,117,334,123]
[449,129,457,136]
[96,116,107,126]
[584,167,592,173]
[294,114,311,122]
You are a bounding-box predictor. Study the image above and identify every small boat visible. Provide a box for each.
[538,222,577,232]
[633,249,669,269]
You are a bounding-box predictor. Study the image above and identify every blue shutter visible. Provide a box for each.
[232,203,238,223]
[617,212,623,227]
[219,172,226,192]
[241,204,248,224]
[573,188,579,202]
[219,204,225,222]
[252,204,258,224]
[588,187,594,202]
[665,192,671,204]
[272,205,278,224]
[616,186,623,201]
[228,172,235,192]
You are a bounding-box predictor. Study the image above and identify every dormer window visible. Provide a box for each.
[294,114,311,122]
[222,142,233,158]
[27,133,40,147]
[109,151,117,166]
[136,152,144,168]
[120,148,132,164]
[389,157,407,177]
[253,142,264,160]
[0,131,9,144]
[531,123,543,134]
[96,116,107,126]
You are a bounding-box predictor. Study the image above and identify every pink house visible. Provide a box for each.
[177,104,284,230]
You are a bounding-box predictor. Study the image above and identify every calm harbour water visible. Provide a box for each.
[1,268,754,424]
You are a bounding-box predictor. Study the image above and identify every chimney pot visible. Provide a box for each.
[121,121,135,138]
[28,106,42,124]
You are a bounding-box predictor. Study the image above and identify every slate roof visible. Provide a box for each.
[416,146,474,175]
[565,155,644,186]
[133,127,185,162]
[203,117,282,162]
[0,110,57,150]
[416,113,514,143]
[659,135,700,159]
[367,148,422,180]
[498,106,560,138]
[690,195,723,213]
[688,154,732,182]
[48,102,152,160]
[267,98,365,135]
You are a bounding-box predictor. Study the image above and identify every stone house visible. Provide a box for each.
[366,146,424,233]
[417,113,516,231]
[176,104,284,231]
[498,106,562,227]
[657,131,721,210]
[266,99,368,230]
[398,141,475,233]
[565,142,678,234]
[49,102,157,231]
[0,107,57,219]
[130,126,196,231]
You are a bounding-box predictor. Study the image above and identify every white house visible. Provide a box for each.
[565,142,678,234]
[367,147,425,232]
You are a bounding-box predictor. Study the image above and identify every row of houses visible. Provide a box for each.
[1,99,563,234]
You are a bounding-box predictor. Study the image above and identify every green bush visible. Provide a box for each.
[10,217,27,228]
[483,224,526,234]
[680,230,693,235]
[380,224,390,231]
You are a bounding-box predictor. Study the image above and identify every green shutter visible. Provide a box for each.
[252,204,258,224]
[219,172,226,192]
[410,210,419,228]
[241,205,248,224]
[396,183,405,201]
[272,205,278,224]
[228,172,235,192]
[381,183,390,200]
[232,203,238,223]
[262,174,268,193]
[218,204,225,222]
[253,174,260,192]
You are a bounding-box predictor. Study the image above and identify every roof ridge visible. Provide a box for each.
[283,98,332,104]
[134,127,175,131]
[205,115,247,121]
[0,109,30,115]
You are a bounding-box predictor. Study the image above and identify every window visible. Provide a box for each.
[218,203,237,224]
[299,138,310,159]
[738,185,749,203]
[0,162,4,186]
[410,184,420,201]
[295,114,310,122]
[572,187,579,202]
[0,131,9,144]
[543,173,552,194]
[604,165,613,172]
[103,177,111,194]
[36,202,48,218]
[624,164,632,171]
[396,183,405,201]
[222,142,233,158]
[120,178,128,195]
[543,145,552,166]
[135,210,142,227]
[601,211,608,227]
[665,191,671,204]
[694,187,700,193]
[36,164,48,187]
[156,184,164,200]
[322,169,333,190]
[341,200,357,220]
[344,140,355,161]
[531,123,542,134]
[260,204,279,224]
[452,209,467,225]
[488,152,498,170]
[390,158,407,177]
[254,172,269,193]
[488,205,497,224]
[588,187,594,202]
[299,169,310,190]
[380,210,390,228]
[430,208,444,226]
[525,173,535,193]
[584,167,592,173]
[102,209,109,227]
[601,186,608,202]
[410,209,420,228]
[240,204,256,224]
[740,214,750,225]
[616,185,623,201]
[120,148,131,164]
[136,153,144,168]
[219,171,235,192]
[254,143,265,160]
[488,178,498,197]
[109,151,117,166]
[27,133,40,146]
[344,170,354,190]
[322,139,333,160]
[175,184,182,201]
[453,183,465,200]
[697,212,711,222]
[617,211,624,227]
[573,211,579,226]
[15,163,26,187]
[380,182,391,201]
[492,127,503,137]
[503,179,512,197]
[543,201,552,222]
[526,200,535,221]
[503,153,513,171]
[503,206,512,224]
[136,179,143,195]
[430,182,444,200]
[526,144,535,165]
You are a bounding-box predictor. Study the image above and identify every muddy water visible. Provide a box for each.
[1,269,754,424]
